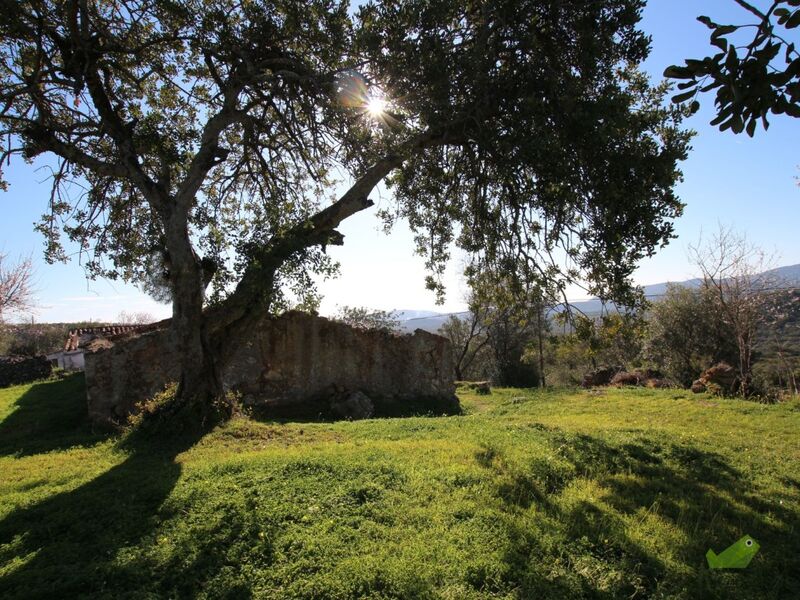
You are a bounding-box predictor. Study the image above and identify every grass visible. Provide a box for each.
[1,376,798,599]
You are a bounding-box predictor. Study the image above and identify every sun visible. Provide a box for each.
[366,95,387,118]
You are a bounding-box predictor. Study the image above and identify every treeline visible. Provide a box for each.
[0,311,156,356]
[437,284,799,400]
[0,323,79,356]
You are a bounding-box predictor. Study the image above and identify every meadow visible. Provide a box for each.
[1,375,798,599]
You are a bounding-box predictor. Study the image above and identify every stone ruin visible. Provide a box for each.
[85,311,459,427]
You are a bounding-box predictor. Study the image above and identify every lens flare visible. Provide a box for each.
[366,95,387,117]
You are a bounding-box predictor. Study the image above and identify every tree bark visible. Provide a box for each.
[536,306,546,388]
[160,219,230,430]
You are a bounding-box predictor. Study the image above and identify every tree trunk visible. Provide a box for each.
[161,224,232,431]
[536,306,546,388]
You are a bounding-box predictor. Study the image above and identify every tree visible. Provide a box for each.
[553,310,646,374]
[331,305,399,332]
[645,284,738,386]
[0,253,35,322]
[437,310,491,382]
[666,0,800,136]
[688,227,779,395]
[0,0,690,428]
[464,264,553,387]
[117,311,156,326]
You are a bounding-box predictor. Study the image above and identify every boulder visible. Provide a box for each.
[691,362,738,395]
[645,378,672,389]
[330,390,374,420]
[610,371,641,386]
[691,380,706,394]
[474,381,491,395]
[582,367,622,388]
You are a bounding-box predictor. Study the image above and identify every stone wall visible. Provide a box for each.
[85,311,458,427]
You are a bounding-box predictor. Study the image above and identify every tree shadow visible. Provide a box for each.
[0,374,109,457]
[477,432,800,599]
[0,432,207,598]
[247,393,462,424]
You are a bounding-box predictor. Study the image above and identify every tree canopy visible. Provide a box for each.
[0,0,691,422]
[666,0,800,136]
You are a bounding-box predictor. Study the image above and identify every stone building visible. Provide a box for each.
[46,325,143,371]
[84,311,458,427]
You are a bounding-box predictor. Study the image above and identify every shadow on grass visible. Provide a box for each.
[247,393,462,425]
[477,432,800,599]
[0,431,209,599]
[0,374,108,457]
[0,377,270,598]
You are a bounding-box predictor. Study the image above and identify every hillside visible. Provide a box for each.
[1,376,798,599]
[396,263,800,332]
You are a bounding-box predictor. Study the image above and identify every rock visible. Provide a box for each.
[691,380,706,394]
[0,355,52,388]
[610,371,641,386]
[692,362,738,396]
[635,368,664,381]
[460,381,491,394]
[474,381,491,395]
[330,390,374,420]
[582,367,622,388]
[702,363,737,390]
[645,378,672,389]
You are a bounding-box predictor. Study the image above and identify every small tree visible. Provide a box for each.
[688,227,778,395]
[553,310,646,374]
[645,284,738,386]
[332,306,399,332]
[117,311,157,326]
[438,311,491,382]
[0,253,35,322]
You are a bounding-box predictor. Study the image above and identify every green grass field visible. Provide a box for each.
[1,375,798,599]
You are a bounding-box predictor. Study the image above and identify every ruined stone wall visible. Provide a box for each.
[85,311,457,427]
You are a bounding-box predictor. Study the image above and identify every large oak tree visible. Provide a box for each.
[0,0,690,428]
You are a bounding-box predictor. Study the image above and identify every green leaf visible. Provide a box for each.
[725,47,739,71]
[697,15,716,28]
[671,89,696,104]
[746,118,757,137]
[711,37,728,52]
[663,65,694,79]
[711,25,738,37]
[784,102,800,117]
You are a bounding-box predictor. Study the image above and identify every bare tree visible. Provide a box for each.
[117,311,156,326]
[332,306,399,333]
[438,305,491,382]
[689,226,779,395]
[0,254,35,322]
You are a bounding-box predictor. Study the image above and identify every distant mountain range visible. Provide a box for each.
[394,263,800,333]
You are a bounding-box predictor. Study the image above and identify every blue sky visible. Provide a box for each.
[1,0,798,323]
